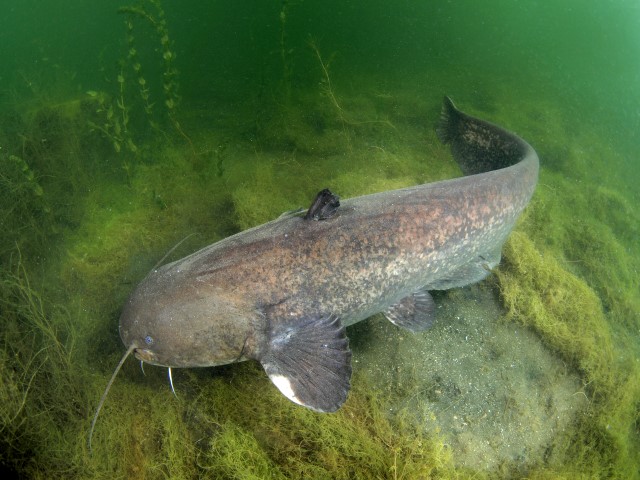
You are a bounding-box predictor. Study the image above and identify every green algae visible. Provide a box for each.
[184,366,458,480]
[1,55,639,479]
[79,363,461,479]
[0,256,90,477]
[496,230,640,477]
[497,232,615,389]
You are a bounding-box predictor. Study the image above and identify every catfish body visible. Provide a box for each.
[118,97,539,412]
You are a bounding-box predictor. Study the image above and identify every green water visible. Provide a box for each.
[1,1,639,478]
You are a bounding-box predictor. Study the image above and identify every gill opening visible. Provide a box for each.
[88,344,135,453]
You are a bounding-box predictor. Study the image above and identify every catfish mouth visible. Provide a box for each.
[133,347,159,364]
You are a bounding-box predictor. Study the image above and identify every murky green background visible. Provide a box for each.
[1,1,638,478]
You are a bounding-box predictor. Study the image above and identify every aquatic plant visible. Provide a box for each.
[309,37,351,147]
[310,39,347,126]
[0,251,90,476]
[308,39,395,150]
[86,89,137,155]
[496,231,640,477]
[180,366,459,480]
[88,0,193,158]
[117,0,181,118]
[0,152,49,262]
[0,291,46,475]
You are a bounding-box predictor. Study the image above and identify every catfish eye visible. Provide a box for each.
[144,335,154,345]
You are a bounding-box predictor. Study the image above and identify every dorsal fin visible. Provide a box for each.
[304,189,340,221]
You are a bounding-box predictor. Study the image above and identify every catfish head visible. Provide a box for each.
[118,262,259,368]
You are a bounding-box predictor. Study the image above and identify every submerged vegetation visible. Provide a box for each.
[84,366,457,479]
[497,232,639,477]
[88,0,192,159]
[0,1,639,479]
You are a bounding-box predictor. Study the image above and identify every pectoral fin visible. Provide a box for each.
[384,289,436,332]
[259,313,351,412]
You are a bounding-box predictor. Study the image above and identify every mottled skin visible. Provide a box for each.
[119,98,538,404]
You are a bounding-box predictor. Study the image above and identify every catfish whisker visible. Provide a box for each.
[88,345,135,453]
[168,367,177,398]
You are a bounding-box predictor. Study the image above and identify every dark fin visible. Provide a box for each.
[260,313,351,412]
[436,96,529,175]
[304,188,340,221]
[384,289,436,332]
[425,247,502,290]
[435,95,459,145]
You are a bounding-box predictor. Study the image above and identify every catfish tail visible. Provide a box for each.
[436,96,533,176]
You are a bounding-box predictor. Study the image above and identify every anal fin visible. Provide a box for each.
[384,288,436,332]
[260,313,351,412]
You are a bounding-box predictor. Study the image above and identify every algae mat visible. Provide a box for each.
[1,81,638,479]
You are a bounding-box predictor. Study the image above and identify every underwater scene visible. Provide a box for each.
[1,0,639,478]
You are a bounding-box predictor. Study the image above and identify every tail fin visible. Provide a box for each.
[435,96,461,145]
[436,96,530,176]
